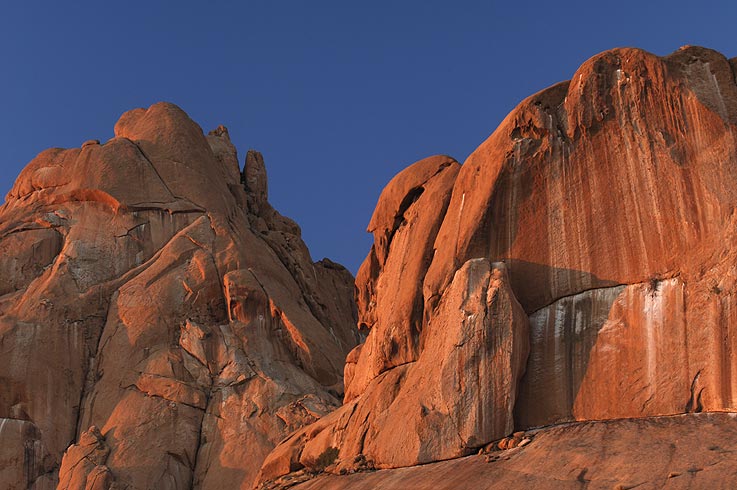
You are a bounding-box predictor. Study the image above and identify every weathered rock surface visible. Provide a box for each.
[516,277,718,427]
[6,44,737,490]
[0,418,55,490]
[57,426,112,490]
[0,102,359,489]
[349,155,460,400]
[257,258,529,485]
[260,44,737,487]
[420,45,737,427]
[285,413,737,490]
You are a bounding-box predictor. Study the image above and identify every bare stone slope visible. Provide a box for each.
[289,413,737,490]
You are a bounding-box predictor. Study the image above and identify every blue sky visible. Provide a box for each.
[1,1,735,273]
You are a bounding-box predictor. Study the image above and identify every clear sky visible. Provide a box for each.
[1,1,735,273]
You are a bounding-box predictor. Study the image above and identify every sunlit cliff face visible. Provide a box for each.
[259,46,737,486]
[3,45,737,490]
[0,102,359,489]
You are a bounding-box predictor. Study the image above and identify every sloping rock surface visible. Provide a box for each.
[0,103,359,490]
[288,413,737,490]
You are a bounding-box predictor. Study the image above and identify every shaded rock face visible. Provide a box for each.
[0,102,359,489]
[0,418,54,490]
[259,45,737,486]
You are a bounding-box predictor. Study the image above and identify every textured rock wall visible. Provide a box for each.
[517,278,697,427]
[259,45,737,486]
[257,259,528,487]
[375,46,737,425]
[462,47,737,428]
[424,46,737,314]
[0,103,359,490]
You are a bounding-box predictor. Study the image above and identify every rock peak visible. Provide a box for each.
[244,149,268,215]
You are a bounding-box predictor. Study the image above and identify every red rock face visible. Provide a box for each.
[257,192,529,485]
[0,103,359,489]
[259,45,737,488]
[391,46,737,428]
[425,46,737,312]
[349,155,460,401]
[6,44,737,490]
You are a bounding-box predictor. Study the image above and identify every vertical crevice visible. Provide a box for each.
[685,370,703,413]
[72,287,114,443]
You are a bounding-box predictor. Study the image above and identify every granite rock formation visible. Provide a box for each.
[0,103,359,489]
[258,258,529,483]
[259,45,737,487]
[5,44,737,490]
